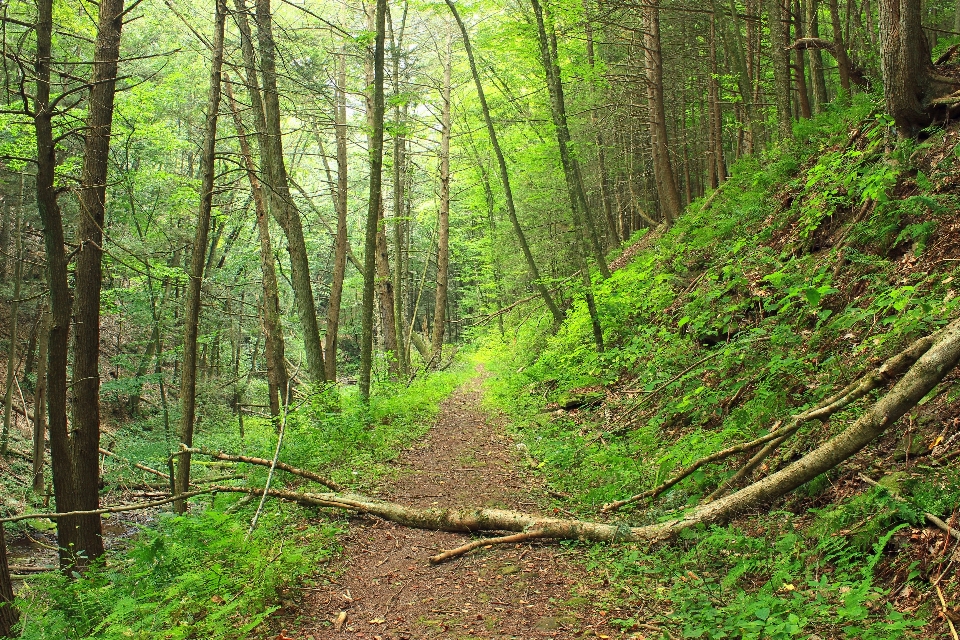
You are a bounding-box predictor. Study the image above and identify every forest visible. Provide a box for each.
[1,0,960,636]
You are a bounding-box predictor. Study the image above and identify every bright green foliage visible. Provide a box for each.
[479,94,960,636]
[16,509,338,639]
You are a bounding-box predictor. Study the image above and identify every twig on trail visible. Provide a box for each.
[99,447,169,480]
[180,446,341,491]
[858,474,960,542]
[0,489,215,523]
[429,530,549,564]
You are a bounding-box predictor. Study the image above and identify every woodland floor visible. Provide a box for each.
[287,373,632,640]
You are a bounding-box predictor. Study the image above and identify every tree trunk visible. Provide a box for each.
[793,0,813,118]
[389,3,411,376]
[1,195,21,456]
[223,75,288,417]
[175,0,226,513]
[768,0,794,137]
[325,49,349,382]
[878,0,932,137]
[253,0,326,386]
[431,36,453,365]
[583,0,620,247]
[531,0,610,277]
[33,311,50,493]
[806,0,829,111]
[444,0,565,327]
[709,15,727,185]
[360,0,387,400]
[69,0,125,563]
[644,0,683,224]
[0,524,18,637]
[827,0,853,91]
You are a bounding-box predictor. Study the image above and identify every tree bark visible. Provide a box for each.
[34,0,85,570]
[1,194,20,456]
[68,0,126,563]
[583,0,620,247]
[175,0,226,513]
[431,36,453,365]
[0,524,18,637]
[826,0,852,91]
[644,0,683,224]
[33,311,49,493]
[223,75,288,417]
[878,0,932,137]
[254,0,326,386]
[805,0,829,111]
[709,15,727,185]
[767,0,794,137]
[325,50,349,382]
[444,0,565,327]
[360,0,388,400]
[793,0,813,118]
[389,3,411,376]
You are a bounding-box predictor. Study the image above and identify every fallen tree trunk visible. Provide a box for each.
[7,321,957,561]
[212,317,960,543]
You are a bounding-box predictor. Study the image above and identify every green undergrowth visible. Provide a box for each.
[8,366,468,639]
[478,93,960,637]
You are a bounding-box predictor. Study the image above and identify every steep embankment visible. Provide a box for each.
[481,96,960,638]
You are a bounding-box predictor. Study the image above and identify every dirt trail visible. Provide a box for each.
[293,375,628,639]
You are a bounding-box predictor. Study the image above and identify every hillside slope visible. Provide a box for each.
[481,95,960,638]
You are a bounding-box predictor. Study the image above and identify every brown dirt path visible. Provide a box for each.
[293,374,629,640]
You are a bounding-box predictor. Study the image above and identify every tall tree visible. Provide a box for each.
[360,0,388,400]
[444,0,565,327]
[253,0,327,386]
[530,0,611,277]
[878,0,933,137]
[431,35,453,364]
[324,49,350,381]
[767,0,793,137]
[70,0,126,561]
[224,76,288,418]
[175,0,226,511]
[34,0,85,569]
[644,0,682,224]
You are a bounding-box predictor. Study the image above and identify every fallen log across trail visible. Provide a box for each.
[6,319,960,565]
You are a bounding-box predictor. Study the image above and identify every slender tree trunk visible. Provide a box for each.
[709,15,727,185]
[793,0,813,118]
[644,0,682,224]
[223,76,288,417]
[1,195,20,456]
[33,311,49,493]
[0,524,18,637]
[768,0,794,137]
[390,5,410,375]
[444,0,564,326]
[325,50,349,381]
[431,36,453,365]
[253,0,326,386]
[827,0,853,91]
[532,0,610,276]
[806,0,829,111]
[360,0,387,400]
[175,0,226,512]
[583,0,620,247]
